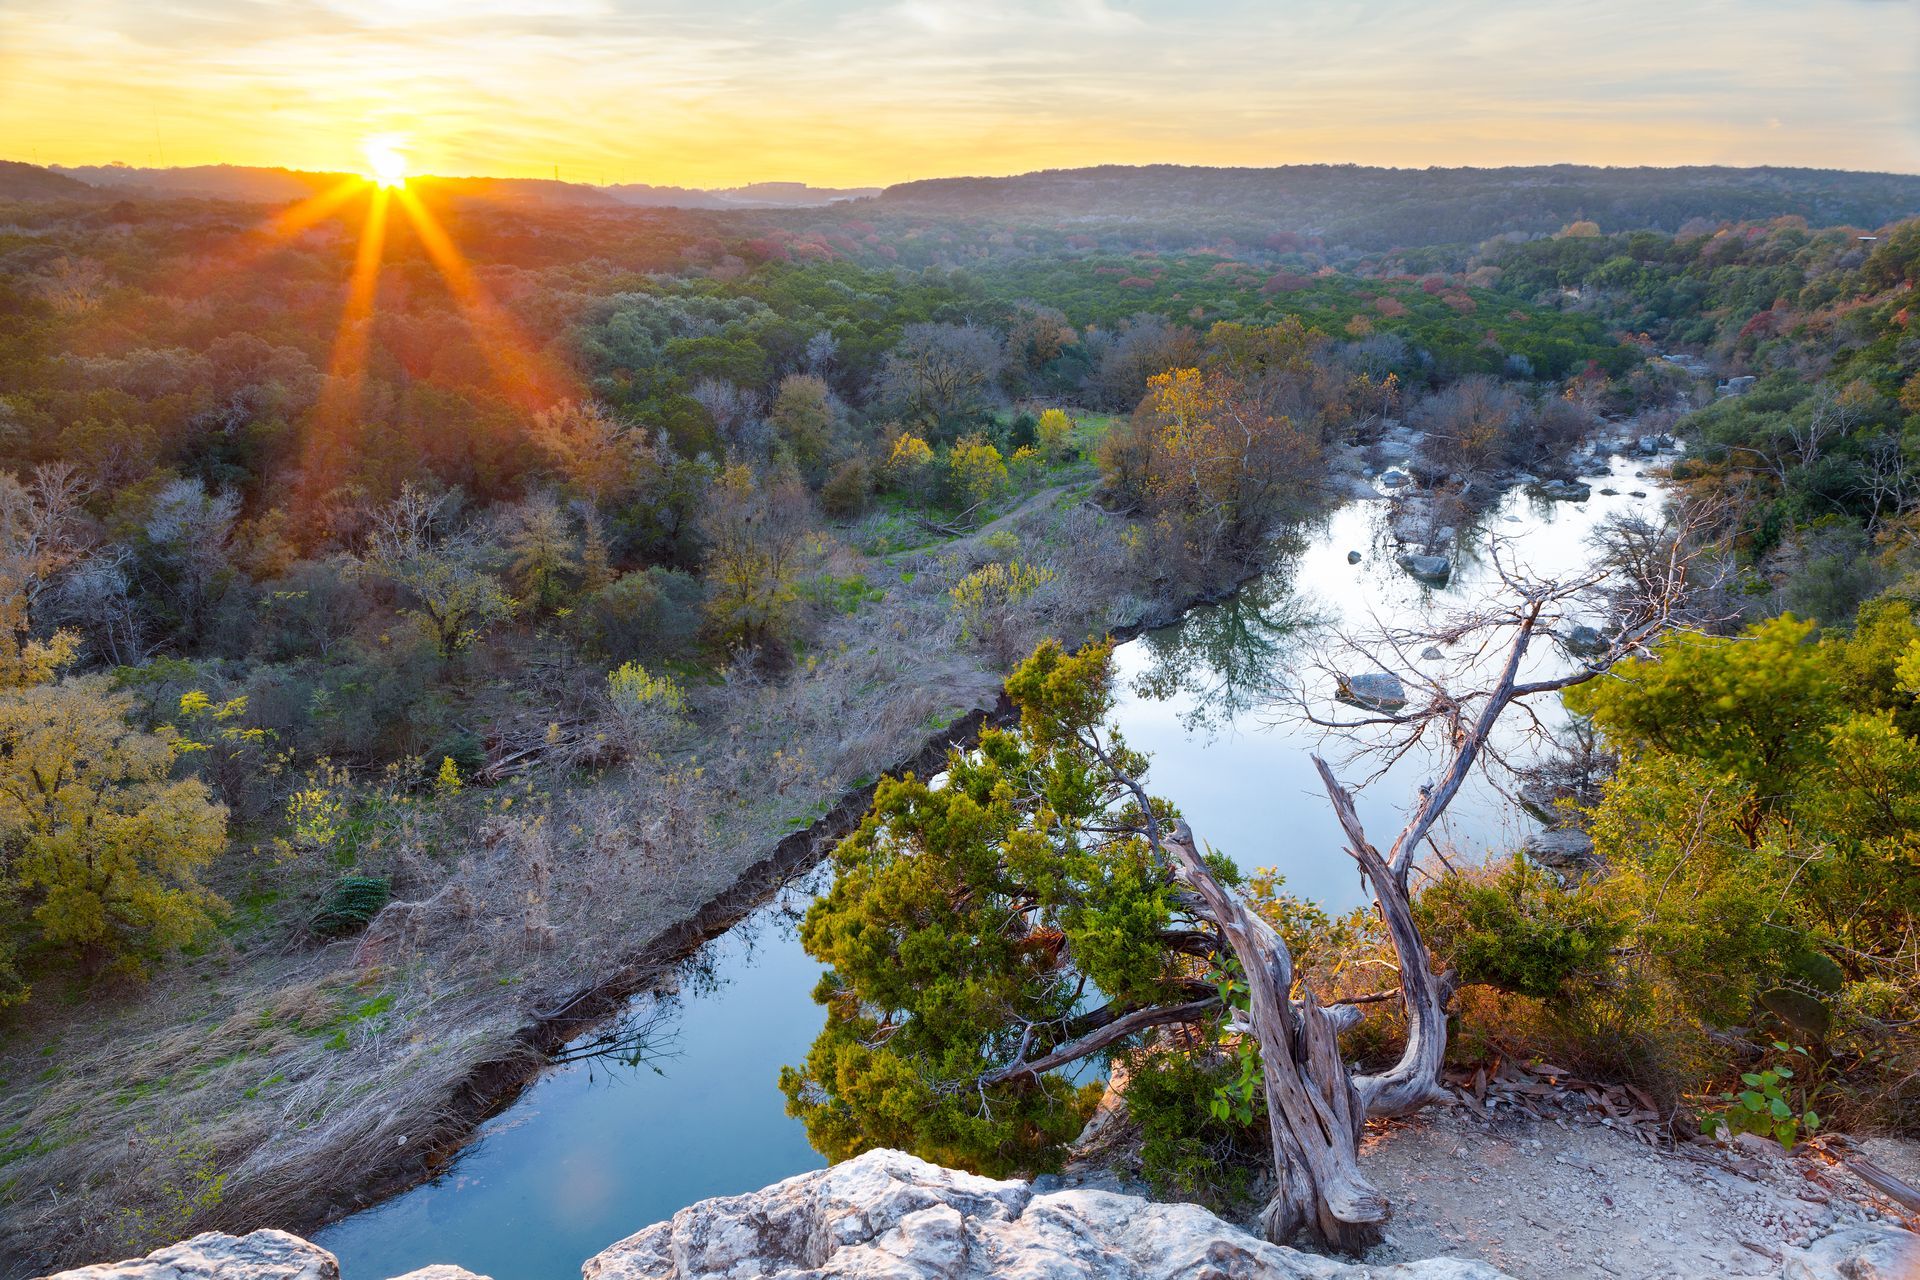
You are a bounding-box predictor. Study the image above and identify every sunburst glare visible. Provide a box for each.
[362,136,409,187]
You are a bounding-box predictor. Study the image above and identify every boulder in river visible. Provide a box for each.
[1532,479,1592,502]
[583,1148,1517,1280]
[1421,645,1445,661]
[1397,551,1453,584]
[1523,828,1599,872]
[1380,468,1413,489]
[1347,549,1362,564]
[1562,624,1609,656]
[1337,671,1408,711]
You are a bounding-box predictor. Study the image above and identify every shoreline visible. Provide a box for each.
[295,536,1274,1239]
[295,417,1653,1241]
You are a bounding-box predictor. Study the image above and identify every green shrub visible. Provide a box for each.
[1123,1048,1261,1211]
[310,876,391,937]
[1416,857,1625,999]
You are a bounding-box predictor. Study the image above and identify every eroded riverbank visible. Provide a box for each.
[315,443,1674,1280]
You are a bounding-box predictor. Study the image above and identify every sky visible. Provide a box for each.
[1,0,1916,188]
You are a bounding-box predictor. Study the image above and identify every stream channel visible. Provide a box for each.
[317,449,1670,1280]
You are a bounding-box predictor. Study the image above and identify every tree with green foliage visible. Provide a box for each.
[788,537,1700,1246]
[1539,603,1920,1118]
[1566,615,1838,825]
[698,464,812,652]
[505,495,581,614]
[0,667,227,1001]
[364,485,517,662]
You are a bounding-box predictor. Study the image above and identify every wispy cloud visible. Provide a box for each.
[0,0,1912,184]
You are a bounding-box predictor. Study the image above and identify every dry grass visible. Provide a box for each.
[0,475,1174,1277]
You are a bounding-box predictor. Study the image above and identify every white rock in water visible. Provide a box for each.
[1338,672,1409,711]
[1396,552,1453,584]
[1532,479,1592,502]
[583,1148,1517,1280]
[1781,1226,1920,1280]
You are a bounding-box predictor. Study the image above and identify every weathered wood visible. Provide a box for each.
[1163,819,1386,1250]
[977,997,1223,1086]
[1313,755,1455,1117]
[1848,1157,1920,1213]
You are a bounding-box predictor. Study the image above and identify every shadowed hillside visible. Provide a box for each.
[870,163,1920,248]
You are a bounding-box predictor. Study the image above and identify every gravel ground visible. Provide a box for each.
[1356,1107,1918,1279]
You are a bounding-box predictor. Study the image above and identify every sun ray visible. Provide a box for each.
[262,176,367,242]
[394,186,576,410]
[301,185,392,498]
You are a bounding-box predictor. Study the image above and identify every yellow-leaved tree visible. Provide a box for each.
[0,651,227,1002]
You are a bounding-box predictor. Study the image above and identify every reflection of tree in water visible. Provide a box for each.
[1129,566,1324,734]
[555,865,830,1077]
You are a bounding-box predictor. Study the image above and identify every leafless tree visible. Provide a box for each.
[1861,433,1918,531]
[872,322,1008,430]
[0,463,92,624]
[690,378,770,460]
[984,515,1709,1248]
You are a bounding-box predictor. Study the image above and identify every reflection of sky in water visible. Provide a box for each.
[315,872,832,1280]
[318,455,1666,1280]
[1116,452,1667,910]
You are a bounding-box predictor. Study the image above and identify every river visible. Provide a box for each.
[315,450,1669,1280]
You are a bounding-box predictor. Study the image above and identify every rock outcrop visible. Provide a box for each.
[43,1153,1918,1280]
[583,1149,1513,1280]
[1780,1225,1920,1279]
[44,1232,343,1280]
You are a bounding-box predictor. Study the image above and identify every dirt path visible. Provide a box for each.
[1356,1109,1918,1279]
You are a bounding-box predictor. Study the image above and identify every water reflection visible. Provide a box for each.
[315,868,831,1280]
[317,454,1669,1280]
[1128,560,1324,735]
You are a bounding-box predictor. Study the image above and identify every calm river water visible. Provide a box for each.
[316,452,1667,1280]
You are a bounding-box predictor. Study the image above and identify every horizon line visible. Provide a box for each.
[13,156,1920,192]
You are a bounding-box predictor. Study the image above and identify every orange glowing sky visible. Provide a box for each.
[2,0,1917,187]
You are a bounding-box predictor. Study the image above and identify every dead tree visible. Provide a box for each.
[958,514,1710,1249]
[1134,523,1702,1248]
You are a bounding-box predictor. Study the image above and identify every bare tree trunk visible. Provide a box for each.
[1314,757,1456,1118]
[1163,820,1388,1250]
[1029,527,1709,1249]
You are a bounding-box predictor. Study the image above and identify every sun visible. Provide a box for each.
[362,137,409,188]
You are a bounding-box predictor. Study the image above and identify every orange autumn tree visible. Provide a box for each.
[1102,366,1320,575]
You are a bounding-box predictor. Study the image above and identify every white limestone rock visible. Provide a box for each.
[42,1231,341,1280]
[1779,1225,1920,1280]
[583,1149,1517,1280]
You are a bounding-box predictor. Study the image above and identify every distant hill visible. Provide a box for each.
[869,163,1920,248]
[39,163,872,212]
[427,176,618,207]
[605,180,879,209]
[51,163,348,203]
[0,160,100,201]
